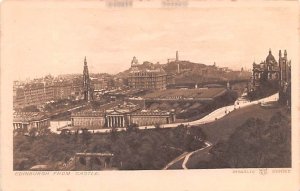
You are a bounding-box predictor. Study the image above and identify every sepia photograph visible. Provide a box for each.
[1,0,299,190]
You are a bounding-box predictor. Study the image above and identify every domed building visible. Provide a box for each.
[251,49,291,90]
[266,49,277,65]
[128,57,167,90]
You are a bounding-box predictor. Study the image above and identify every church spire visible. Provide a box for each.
[279,50,282,58]
[284,50,287,58]
[83,56,93,102]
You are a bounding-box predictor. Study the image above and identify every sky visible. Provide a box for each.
[1,0,299,80]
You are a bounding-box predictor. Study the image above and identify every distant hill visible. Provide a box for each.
[162,60,207,74]
[116,60,251,85]
[163,61,251,84]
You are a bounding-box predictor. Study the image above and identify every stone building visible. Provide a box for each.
[105,102,140,128]
[92,78,109,91]
[22,82,54,107]
[70,102,175,129]
[251,49,291,91]
[13,112,50,134]
[71,110,105,128]
[53,81,73,100]
[13,81,80,108]
[128,57,167,90]
[13,57,94,109]
[13,84,25,108]
[131,110,175,126]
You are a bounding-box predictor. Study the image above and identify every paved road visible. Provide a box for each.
[181,141,212,169]
[162,152,188,170]
[161,92,278,128]
[162,141,212,170]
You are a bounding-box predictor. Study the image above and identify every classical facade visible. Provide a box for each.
[71,110,105,128]
[251,49,291,90]
[128,57,167,90]
[105,102,140,128]
[131,110,175,126]
[70,102,175,129]
[13,112,50,134]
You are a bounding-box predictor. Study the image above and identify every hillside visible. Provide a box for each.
[116,60,251,84]
[167,104,291,169]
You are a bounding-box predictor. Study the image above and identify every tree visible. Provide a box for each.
[21,105,40,112]
[109,128,118,142]
[126,123,139,132]
[208,113,291,168]
[28,128,37,137]
[154,123,161,129]
[81,129,92,145]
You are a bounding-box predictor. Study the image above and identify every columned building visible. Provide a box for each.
[13,112,50,134]
[106,112,128,128]
[105,102,139,128]
[131,110,175,126]
[70,102,175,129]
[71,110,105,128]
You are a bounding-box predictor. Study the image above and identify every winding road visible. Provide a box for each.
[181,141,212,169]
[163,92,279,170]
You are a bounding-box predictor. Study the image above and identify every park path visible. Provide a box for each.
[181,141,212,169]
[163,141,212,170]
[162,152,188,170]
[163,92,279,170]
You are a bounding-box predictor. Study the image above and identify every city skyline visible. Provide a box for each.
[2,1,298,81]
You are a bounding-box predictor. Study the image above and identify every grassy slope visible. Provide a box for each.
[201,104,285,144]
[184,104,288,169]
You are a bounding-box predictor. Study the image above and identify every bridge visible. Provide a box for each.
[74,152,114,171]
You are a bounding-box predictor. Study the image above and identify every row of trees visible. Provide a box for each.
[14,124,207,170]
[248,77,279,101]
[197,111,291,168]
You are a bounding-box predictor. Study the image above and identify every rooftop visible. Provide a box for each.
[143,88,226,99]
[106,102,140,114]
[131,109,173,116]
[13,112,49,122]
[71,110,105,117]
[129,61,166,75]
